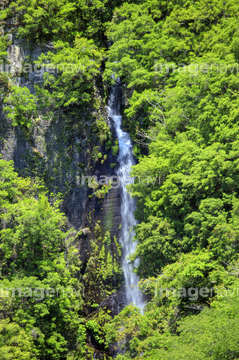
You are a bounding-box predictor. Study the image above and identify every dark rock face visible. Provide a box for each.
[0,100,122,232]
[0,36,127,329]
[81,145,121,234]
[0,109,91,229]
[98,285,128,316]
[0,36,120,229]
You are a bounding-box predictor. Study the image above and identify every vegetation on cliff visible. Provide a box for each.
[1,0,239,359]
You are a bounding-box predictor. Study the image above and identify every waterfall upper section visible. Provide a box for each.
[107,85,144,310]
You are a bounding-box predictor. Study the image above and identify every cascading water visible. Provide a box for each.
[108,86,144,310]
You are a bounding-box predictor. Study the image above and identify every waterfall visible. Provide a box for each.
[108,86,144,310]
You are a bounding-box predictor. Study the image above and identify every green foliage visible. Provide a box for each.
[0,319,35,360]
[0,158,73,277]
[105,303,168,359]
[3,0,239,357]
[91,146,102,163]
[129,216,178,278]
[141,250,229,310]
[83,231,122,305]
[93,181,112,200]
[0,194,71,277]
[0,259,84,358]
[106,260,239,359]
[35,37,103,109]
[111,139,119,156]
[96,118,111,145]
[0,159,87,358]
[0,33,10,64]
[0,157,41,209]
[105,0,239,137]
[85,308,112,355]
[0,72,11,95]
[8,0,123,46]
[103,1,239,358]
[9,0,77,43]
[4,85,37,128]
[98,231,121,282]
[154,288,239,359]
[127,56,239,275]
[88,178,112,199]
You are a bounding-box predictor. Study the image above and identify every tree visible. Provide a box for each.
[35,37,103,110]
[0,319,35,360]
[4,86,37,128]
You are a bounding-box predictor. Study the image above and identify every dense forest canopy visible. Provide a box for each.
[1,0,239,358]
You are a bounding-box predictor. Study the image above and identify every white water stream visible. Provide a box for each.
[108,86,144,310]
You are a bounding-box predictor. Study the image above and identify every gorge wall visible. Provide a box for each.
[0,35,126,316]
